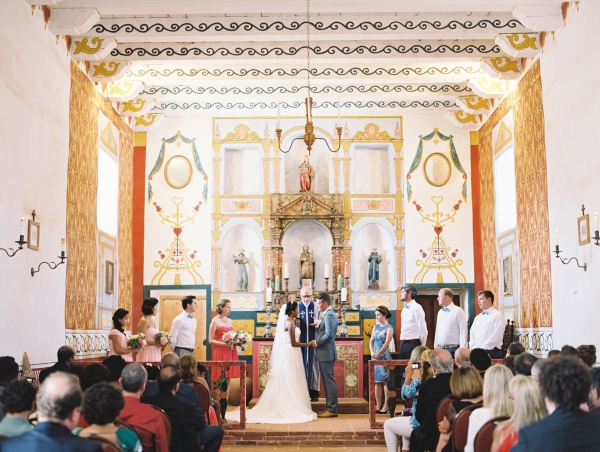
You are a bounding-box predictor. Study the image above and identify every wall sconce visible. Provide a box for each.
[593,212,600,246]
[31,237,67,276]
[553,230,587,271]
[1,217,28,257]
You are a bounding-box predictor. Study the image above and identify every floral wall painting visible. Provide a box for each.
[27,220,40,251]
[578,213,590,246]
[502,255,513,296]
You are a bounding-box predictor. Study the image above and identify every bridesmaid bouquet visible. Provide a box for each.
[222,330,238,350]
[236,331,252,351]
[127,333,147,349]
[155,331,172,351]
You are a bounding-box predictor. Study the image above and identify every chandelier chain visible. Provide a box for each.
[306,0,311,93]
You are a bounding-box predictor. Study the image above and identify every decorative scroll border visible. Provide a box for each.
[65,329,111,359]
[514,327,553,357]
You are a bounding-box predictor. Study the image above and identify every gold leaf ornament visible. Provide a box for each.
[92,61,121,77]
[123,99,147,113]
[464,96,490,110]
[507,34,538,50]
[490,57,519,73]
[73,37,104,55]
[134,114,158,126]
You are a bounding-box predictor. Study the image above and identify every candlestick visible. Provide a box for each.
[277,100,280,130]
[61,237,66,257]
[325,277,329,292]
[283,263,289,279]
[284,278,289,301]
[344,262,350,278]
[324,263,330,279]
[337,274,343,291]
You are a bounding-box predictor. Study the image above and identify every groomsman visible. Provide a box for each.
[469,290,506,359]
[298,286,319,402]
[170,296,197,357]
[434,288,468,357]
[399,285,428,359]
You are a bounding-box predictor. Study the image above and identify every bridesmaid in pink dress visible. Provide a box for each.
[209,299,240,398]
[137,298,162,364]
[108,309,138,362]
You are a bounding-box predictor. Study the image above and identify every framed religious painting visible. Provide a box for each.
[578,214,590,245]
[502,255,513,296]
[27,219,40,251]
[105,260,115,294]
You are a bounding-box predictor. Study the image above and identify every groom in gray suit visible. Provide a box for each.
[311,292,339,417]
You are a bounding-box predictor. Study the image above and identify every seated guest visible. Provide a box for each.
[74,382,142,452]
[0,356,19,422]
[180,354,203,384]
[559,345,580,360]
[577,345,596,369]
[409,349,453,452]
[501,355,516,375]
[39,346,75,384]
[119,363,169,452]
[384,346,431,452]
[141,366,201,452]
[514,353,537,376]
[464,364,513,452]
[69,364,85,378]
[547,349,560,358]
[0,380,37,437]
[454,347,471,367]
[591,368,600,411]
[531,358,545,379]
[491,375,546,452]
[145,364,159,381]
[103,355,127,389]
[436,366,483,452]
[470,348,491,377]
[1,372,101,452]
[79,363,111,392]
[511,357,600,452]
[507,342,525,356]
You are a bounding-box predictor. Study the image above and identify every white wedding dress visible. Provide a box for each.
[226,310,317,424]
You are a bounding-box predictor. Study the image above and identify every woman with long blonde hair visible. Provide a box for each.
[465,364,513,452]
[491,375,547,452]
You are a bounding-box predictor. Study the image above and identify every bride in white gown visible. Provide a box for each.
[226,301,317,424]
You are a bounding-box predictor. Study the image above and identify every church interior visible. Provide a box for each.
[1,0,600,449]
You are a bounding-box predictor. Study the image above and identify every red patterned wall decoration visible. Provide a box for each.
[66,60,133,329]
[478,59,552,328]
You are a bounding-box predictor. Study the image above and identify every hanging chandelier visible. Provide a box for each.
[275,0,343,155]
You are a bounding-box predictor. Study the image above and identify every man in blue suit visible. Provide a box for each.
[311,292,339,417]
[511,356,600,452]
[1,372,101,452]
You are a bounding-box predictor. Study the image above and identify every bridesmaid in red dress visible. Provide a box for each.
[209,299,240,399]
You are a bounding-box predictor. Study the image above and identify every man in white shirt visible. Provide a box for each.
[399,285,428,359]
[434,288,468,358]
[469,290,506,359]
[170,295,197,357]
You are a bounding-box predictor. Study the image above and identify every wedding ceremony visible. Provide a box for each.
[2,0,600,451]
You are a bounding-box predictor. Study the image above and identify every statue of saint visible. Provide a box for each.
[368,249,382,290]
[299,155,314,192]
[299,245,315,287]
[233,249,249,291]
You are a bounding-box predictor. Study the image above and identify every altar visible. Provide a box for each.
[251,337,363,399]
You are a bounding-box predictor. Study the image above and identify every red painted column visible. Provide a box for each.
[470,131,484,315]
[131,132,146,331]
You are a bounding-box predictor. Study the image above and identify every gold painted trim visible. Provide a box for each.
[133,132,146,147]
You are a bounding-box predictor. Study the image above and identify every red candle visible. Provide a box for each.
[344,262,350,278]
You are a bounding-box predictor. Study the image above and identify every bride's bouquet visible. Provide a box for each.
[222,330,238,350]
[127,333,146,349]
[155,331,172,351]
[236,330,252,351]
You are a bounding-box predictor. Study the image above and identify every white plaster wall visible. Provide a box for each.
[402,115,474,284]
[144,116,213,286]
[354,147,390,194]
[540,0,600,351]
[351,223,393,291]
[224,147,261,195]
[221,224,262,292]
[0,1,70,364]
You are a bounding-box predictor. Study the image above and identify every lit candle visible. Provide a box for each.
[341,287,347,302]
[337,274,343,291]
[20,217,26,238]
[555,229,559,248]
[324,263,330,279]
[344,262,350,278]
[283,263,289,279]
[337,96,341,124]
[266,287,272,303]
[595,212,598,233]
[277,100,280,130]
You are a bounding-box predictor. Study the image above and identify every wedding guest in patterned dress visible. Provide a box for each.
[369,305,394,414]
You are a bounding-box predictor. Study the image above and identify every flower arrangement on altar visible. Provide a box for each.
[127,333,146,349]
[155,331,172,351]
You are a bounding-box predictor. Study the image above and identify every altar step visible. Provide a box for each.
[248,397,369,414]
[223,413,385,447]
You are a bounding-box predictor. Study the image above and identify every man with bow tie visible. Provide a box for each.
[399,285,428,359]
[468,290,505,359]
[170,295,198,357]
[434,288,467,357]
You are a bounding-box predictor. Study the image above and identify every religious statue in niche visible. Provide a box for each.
[233,249,249,291]
[299,155,315,192]
[368,249,383,290]
[299,245,315,287]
